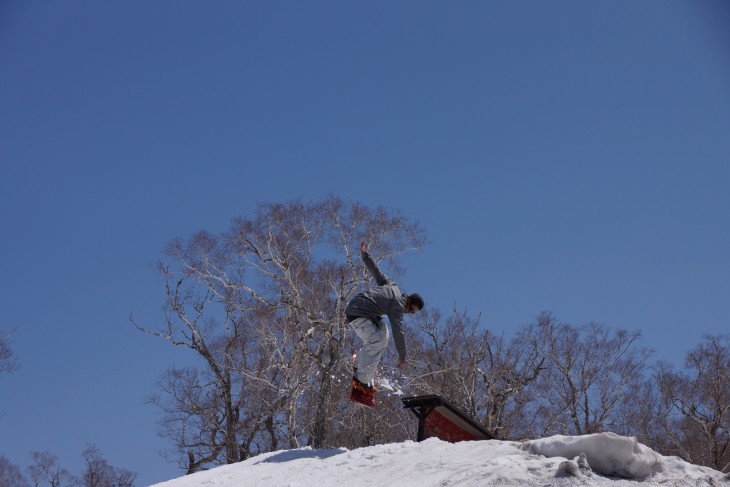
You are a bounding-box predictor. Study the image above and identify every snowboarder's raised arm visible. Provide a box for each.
[360,241,390,286]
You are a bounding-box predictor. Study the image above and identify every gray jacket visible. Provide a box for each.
[345,251,407,361]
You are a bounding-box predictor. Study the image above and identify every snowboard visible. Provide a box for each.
[348,353,409,409]
[349,353,377,409]
[350,353,407,395]
[349,385,376,409]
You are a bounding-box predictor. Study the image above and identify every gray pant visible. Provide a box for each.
[350,317,389,385]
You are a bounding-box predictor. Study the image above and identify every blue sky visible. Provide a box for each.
[1,1,729,485]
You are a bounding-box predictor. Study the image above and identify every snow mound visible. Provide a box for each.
[152,434,726,487]
[521,432,661,479]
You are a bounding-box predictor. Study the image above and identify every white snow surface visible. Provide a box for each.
[152,433,728,487]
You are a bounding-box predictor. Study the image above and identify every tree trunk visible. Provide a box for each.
[312,338,343,448]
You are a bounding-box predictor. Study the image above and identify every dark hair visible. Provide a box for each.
[408,293,425,310]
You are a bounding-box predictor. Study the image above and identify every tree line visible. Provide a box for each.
[1,332,138,486]
[0,446,135,487]
[411,308,729,473]
[129,196,729,476]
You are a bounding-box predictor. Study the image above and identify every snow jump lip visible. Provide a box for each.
[401,395,496,443]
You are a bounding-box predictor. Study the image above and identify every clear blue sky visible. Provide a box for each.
[1,1,729,485]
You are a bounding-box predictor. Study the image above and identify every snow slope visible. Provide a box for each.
[152,433,727,487]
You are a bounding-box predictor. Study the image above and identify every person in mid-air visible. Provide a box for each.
[345,241,424,407]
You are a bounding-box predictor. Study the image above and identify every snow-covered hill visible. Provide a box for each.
[152,432,727,487]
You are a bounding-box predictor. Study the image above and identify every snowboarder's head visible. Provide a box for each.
[405,293,425,314]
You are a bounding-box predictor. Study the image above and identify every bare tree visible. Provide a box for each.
[140,265,276,473]
[655,334,730,472]
[225,198,425,449]
[0,329,19,378]
[617,371,672,450]
[134,196,426,473]
[523,313,651,437]
[489,324,546,439]
[24,447,135,487]
[28,451,75,487]
[0,456,30,487]
[78,445,136,487]
[409,308,544,439]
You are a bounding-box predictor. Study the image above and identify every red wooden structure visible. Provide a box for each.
[401,395,495,443]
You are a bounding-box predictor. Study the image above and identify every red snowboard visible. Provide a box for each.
[350,355,377,409]
[349,386,376,409]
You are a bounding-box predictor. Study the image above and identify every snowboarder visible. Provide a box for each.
[345,241,425,408]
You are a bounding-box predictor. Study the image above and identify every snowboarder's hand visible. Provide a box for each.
[360,241,368,254]
[397,359,406,369]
